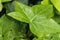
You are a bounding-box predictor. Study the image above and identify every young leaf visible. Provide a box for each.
[30,15,60,37]
[51,0,60,13]
[8,1,35,23]
[32,4,53,18]
[7,12,29,23]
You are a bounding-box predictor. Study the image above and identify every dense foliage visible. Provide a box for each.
[0,0,60,40]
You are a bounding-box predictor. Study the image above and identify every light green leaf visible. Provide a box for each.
[7,12,29,23]
[32,5,53,18]
[30,15,60,37]
[8,1,35,23]
[1,0,11,2]
[0,0,3,12]
[51,0,60,13]
[41,0,50,5]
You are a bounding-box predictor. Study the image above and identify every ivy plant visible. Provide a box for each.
[7,1,60,40]
[0,0,60,40]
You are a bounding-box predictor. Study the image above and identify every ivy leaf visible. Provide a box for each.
[51,0,60,13]
[0,15,15,40]
[32,4,53,18]
[8,1,35,23]
[0,0,3,12]
[0,15,17,40]
[30,15,60,37]
[0,15,27,40]
[15,1,35,23]
[7,12,29,23]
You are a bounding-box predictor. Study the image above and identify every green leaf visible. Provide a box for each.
[0,15,27,40]
[0,0,3,12]
[0,15,15,34]
[30,15,60,37]
[32,4,53,18]
[8,1,35,23]
[41,0,50,5]
[8,12,29,23]
[0,15,17,40]
[51,0,60,13]
[1,0,11,2]
[3,30,15,40]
